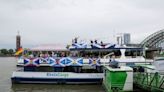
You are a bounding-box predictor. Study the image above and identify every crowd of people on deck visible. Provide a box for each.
[22,51,68,59]
[22,51,106,59]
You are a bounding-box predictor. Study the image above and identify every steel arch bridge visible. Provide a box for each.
[140,29,164,48]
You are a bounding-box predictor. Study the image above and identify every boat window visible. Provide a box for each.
[70,50,122,58]
[113,50,121,57]
[125,49,143,57]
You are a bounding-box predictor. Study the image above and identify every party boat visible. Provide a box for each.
[11,39,152,84]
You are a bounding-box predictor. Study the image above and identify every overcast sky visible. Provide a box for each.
[0,0,164,49]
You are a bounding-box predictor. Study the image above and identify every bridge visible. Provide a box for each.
[140,29,164,49]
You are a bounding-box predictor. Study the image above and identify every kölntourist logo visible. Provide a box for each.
[47,72,69,78]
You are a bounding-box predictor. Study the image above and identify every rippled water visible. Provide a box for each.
[0,57,104,92]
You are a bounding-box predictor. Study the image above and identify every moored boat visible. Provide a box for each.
[12,39,152,84]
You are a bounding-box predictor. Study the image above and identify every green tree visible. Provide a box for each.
[8,49,14,55]
[1,49,8,55]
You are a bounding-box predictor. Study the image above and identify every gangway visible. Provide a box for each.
[134,67,164,92]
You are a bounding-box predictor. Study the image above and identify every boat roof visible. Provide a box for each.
[70,46,143,51]
[29,44,68,51]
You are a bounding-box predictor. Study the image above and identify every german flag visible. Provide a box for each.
[15,48,23,55]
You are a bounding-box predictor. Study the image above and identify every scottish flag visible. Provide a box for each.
[92,43,102,48]
[40,57,49,63]
[24,58,40,66]
[105,43,116,48]
[48,57,66,67]
[92,43,116,49]
[48,57,56,66]
[66,57,83,66]
[89,58,101,66]
[72,43,87,48]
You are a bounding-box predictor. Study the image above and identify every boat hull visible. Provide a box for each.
[11,72,103,84]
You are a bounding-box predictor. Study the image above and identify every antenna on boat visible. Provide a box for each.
[113,29,116,43]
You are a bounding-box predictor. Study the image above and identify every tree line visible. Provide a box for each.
[0,49,14,56]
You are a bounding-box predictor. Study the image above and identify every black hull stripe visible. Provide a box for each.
[11,77,103,84]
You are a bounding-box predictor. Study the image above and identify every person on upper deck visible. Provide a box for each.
[74,37,78,43]
[101,41,103,46]
[90,40,93,47]
[94,40,97,44]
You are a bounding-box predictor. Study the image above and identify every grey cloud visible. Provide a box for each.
[0,0,164,48]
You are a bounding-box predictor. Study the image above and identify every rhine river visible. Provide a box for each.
[0,57,104,92]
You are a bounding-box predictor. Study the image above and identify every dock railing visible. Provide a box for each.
[134,72,164,91]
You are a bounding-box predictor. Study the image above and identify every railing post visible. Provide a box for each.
[159,76,164,89]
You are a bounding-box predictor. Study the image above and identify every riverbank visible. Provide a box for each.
[0,55,14,57]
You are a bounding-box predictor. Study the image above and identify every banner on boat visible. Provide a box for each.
[70,41,116,49]
[91,43,116,49]
[48,57,66,67]
[24,58,40,66]
[65,57,83,66]
[23,57,106,67]
[89,58,101,66]
[72,43,87,48]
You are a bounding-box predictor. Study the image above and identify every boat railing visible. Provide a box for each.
[19,56,110,67]
[17,55,153,67]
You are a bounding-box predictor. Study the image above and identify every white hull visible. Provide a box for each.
[11,71,104,84]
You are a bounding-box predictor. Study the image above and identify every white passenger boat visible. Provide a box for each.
[12,40,153,84]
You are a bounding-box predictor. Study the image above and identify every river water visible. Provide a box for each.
[0,57,104,92]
